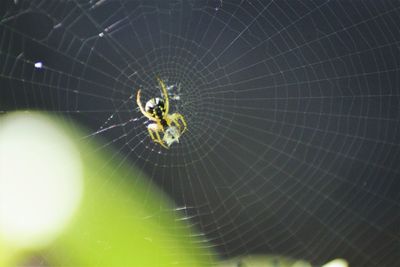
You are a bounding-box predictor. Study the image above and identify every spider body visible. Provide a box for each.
[145,97,165,120]
[137,78,187,148]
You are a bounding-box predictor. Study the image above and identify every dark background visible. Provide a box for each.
[1,0,400,266]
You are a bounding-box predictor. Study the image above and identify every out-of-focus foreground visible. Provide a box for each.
[0,112,215,267]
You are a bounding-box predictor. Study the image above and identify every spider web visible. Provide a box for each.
[1,0,400,266]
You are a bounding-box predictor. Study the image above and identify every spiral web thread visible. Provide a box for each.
[1,0,400,266]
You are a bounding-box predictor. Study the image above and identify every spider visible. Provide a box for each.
[136,77,187,148]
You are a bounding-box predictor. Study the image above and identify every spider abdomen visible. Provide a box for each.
[145,97,166,119]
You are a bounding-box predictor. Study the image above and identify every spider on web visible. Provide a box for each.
[136,78,187,149]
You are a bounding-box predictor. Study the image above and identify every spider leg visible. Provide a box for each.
[137,89,156,121]
[169,113,187,133]
[157,77,169,115]
[148,123,169,149]
[167,114,179,131]
[177,114,187,133]
[147,127,157,142]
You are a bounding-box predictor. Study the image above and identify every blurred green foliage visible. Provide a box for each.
[218,255,348,267]
[0,112,215,267]
[0,113,348,267]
